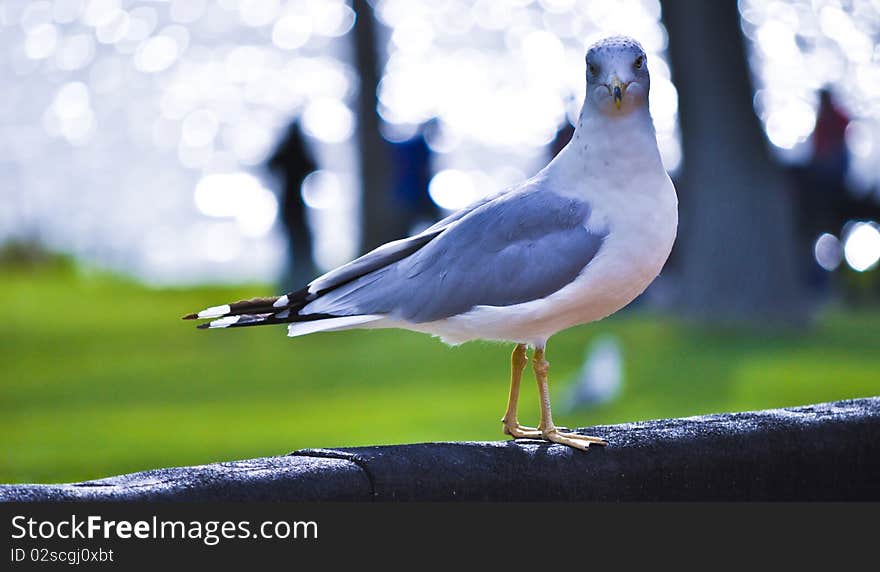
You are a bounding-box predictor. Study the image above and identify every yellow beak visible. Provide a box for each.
[612,77,624,110]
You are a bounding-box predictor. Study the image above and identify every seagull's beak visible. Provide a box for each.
[612,77,624,110]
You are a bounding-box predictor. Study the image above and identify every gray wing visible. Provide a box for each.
[306,191,502,295]
[303,188,606,323]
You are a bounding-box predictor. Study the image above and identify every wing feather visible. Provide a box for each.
[303,187,606,323]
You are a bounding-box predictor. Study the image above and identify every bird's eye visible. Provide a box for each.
[588,63,598,75]
[634,56,644,70]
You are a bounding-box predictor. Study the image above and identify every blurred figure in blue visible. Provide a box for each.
[268,121,318,289]
[388,120,440,235]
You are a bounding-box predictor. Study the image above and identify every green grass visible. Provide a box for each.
[2,265,879,484]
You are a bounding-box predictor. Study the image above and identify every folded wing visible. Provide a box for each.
[303,188,605,323]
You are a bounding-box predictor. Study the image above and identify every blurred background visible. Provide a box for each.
[2,0,879,484]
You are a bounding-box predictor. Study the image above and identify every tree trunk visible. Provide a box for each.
[662,0,809,327]
[352,0,401,253]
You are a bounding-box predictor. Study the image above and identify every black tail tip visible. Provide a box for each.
[196,322,211,330]
[182,313,198,320]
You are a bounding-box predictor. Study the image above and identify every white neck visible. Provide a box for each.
[543,99,664,189]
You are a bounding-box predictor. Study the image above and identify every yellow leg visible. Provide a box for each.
[534,347,608,451]
[501,344,542,439]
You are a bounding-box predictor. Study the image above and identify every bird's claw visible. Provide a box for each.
[503,421,608,450]
[541,428,608,451]
[502,421,543,439]
[536,429,596,451]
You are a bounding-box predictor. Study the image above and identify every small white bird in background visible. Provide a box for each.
[564,335,624,412]
[184,36,678,452]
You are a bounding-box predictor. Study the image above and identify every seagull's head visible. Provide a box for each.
[584,36,650,117]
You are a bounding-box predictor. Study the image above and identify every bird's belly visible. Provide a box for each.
[550,230,671,326]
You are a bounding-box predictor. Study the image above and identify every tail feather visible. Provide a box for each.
[183,299,276,320]
[184,216,451,334]
[286,315,383,337]
[195,310,382,335]
[196,310,344,330]
[196,313,275,329]
[182,288,313,321]
[183,264,387,334]
[185,286,379,333]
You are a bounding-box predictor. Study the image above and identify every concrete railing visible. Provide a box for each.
[2,397,878,501]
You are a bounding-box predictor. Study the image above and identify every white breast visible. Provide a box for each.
[561,171,679,326]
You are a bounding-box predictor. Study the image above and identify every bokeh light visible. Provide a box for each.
[0,0,358,283]
[843,222,880,272]
[2,0,878,284]
[428,169,479,211]
[814,232,842,271]
[301,170,344,210]
[375,0,682,214]
[740,0,880,193]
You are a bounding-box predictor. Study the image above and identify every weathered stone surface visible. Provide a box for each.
[3,398,878,501]
[0,456,370,502]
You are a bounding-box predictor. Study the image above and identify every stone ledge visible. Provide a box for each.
[3,397,878,501]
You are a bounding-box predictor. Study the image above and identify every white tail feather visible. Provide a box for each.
[287,315,383,338]
[198,304,231,319]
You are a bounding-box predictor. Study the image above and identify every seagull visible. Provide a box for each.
[184,36,678,451]
[564,334,624,412]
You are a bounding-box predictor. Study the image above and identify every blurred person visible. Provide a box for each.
[268,121,318,290]
[806,88,851,232]
[812,89,850,177]
[791,89,851,294]
[809,90,880,223]
[388,120,441,235]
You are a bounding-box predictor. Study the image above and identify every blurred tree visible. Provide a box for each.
[353,0,405,252]
[663,0,810,327]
